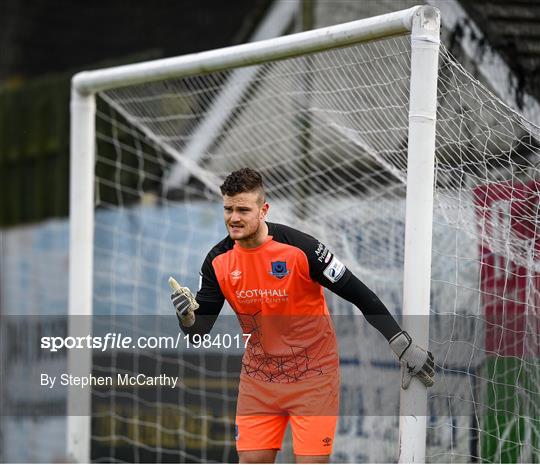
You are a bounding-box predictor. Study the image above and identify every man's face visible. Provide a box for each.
[223,191,268,242]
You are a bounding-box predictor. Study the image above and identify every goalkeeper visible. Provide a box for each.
[171,168,434,464]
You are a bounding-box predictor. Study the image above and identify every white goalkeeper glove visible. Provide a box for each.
[169,276,199,327]
[389,331,435,389]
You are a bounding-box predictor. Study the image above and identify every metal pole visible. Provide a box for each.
[72,7,421,95]
[399,6,440,463]
[66,88,95,463]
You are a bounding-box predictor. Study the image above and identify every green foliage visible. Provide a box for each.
[0,74,70,226]
[0,50,164,227]
[481,357,540,463]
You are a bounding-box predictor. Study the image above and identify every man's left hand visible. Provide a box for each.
[389,331,435,389]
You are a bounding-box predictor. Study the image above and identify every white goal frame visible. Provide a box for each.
[68,6,440,463]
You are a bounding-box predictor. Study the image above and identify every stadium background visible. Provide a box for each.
[1,0,540,463]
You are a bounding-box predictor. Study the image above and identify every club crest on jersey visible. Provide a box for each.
[269,261,289,279]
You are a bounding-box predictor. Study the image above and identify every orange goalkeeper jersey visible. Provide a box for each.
[196,222,351,383]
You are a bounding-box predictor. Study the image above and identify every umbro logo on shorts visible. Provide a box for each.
[322,437,332,446]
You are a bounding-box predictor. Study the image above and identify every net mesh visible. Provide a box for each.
[88,32,540,463]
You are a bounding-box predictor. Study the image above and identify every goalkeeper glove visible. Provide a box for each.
[389,331,435,389]
[169,276,199,327]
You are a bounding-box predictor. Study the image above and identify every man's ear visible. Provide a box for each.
[260,202,269,219]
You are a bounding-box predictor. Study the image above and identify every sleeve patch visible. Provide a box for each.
[323,255,346,283]
[315,242,331,263]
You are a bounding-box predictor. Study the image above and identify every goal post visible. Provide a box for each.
[67,89,95,463]
[399,6,440,464]
[69,6,439,463]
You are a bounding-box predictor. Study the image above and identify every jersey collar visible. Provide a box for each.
[233,235,273,253]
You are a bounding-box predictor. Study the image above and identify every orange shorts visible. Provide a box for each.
[235,371,339,456]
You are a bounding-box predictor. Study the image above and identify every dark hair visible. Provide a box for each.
[220,168,265,200]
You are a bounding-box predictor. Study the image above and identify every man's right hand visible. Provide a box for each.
[169,276,199,327]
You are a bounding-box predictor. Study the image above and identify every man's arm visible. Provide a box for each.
[269,224,435,388]
[170,250,226,340]
[174,297,223,339]
[332,273,401,340]
[332,273,435,389]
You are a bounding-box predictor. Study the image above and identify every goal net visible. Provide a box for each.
[71,7,539,463]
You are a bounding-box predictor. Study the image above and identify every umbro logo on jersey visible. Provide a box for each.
[230,270,242,280]
[269,261,289,279]
[322,437,332,446]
